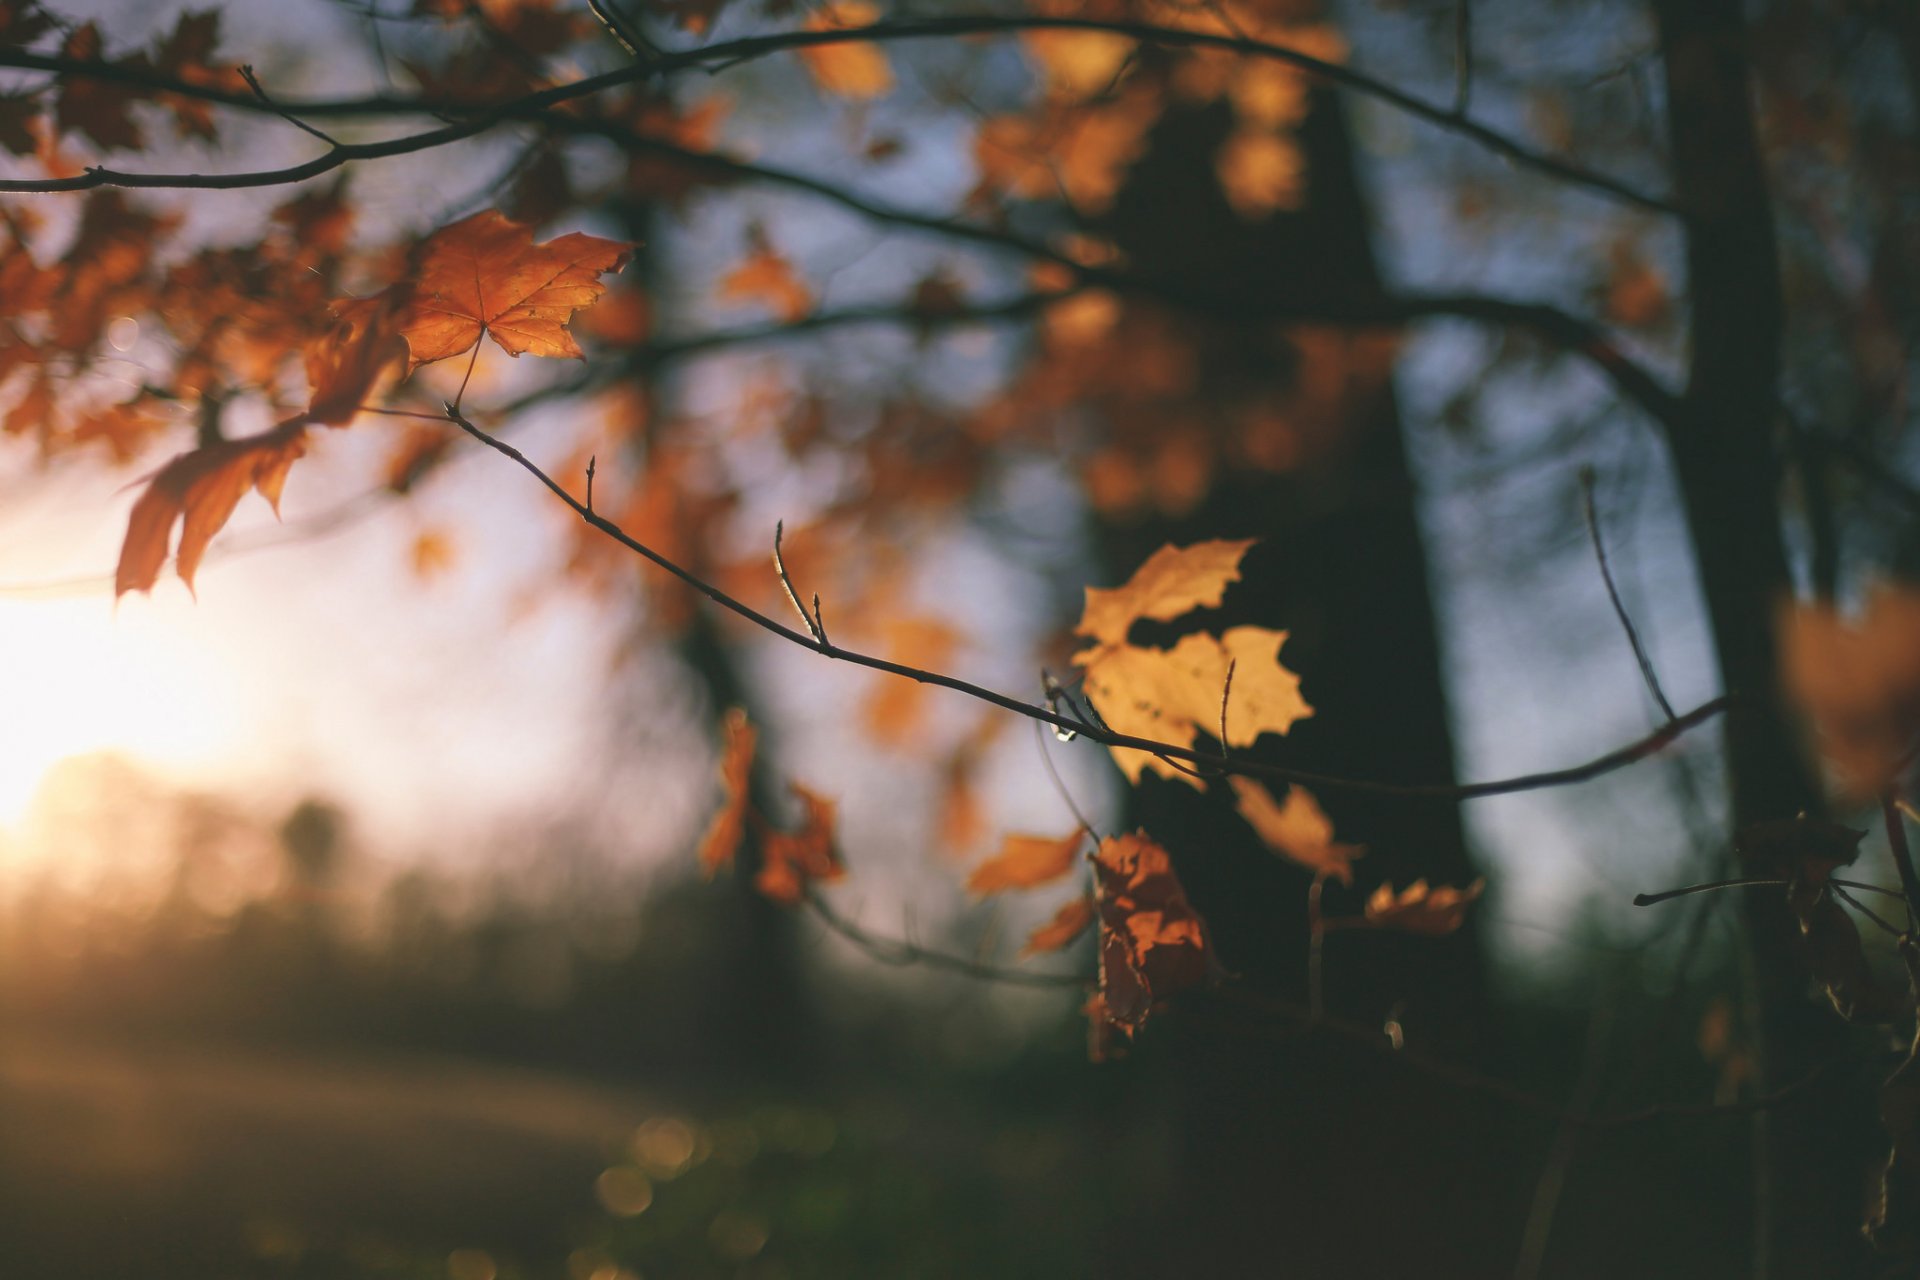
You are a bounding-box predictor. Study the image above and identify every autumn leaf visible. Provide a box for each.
[797,2,894,101]
[55,24,143,151]
[1022,895,1095,957]
[1229,777,1362,885]
[305,294,409,426]
[696,707,757,878]
[1087,831,1210,1052]
[1363,878,1486,936]
[967,831,1085,895]
[1781,588,1920,799]
[115,420,307,597]
[1076,538,1254,647]
[1072,540,1311,786]
[392,210,632,367]
[861,616,961,744]
[757,782,845,904]
[717,228,812,323]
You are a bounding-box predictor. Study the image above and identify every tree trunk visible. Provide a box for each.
[1092,84,1504,1275]
[1654,2,1878,1273]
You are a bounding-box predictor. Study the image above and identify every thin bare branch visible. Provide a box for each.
[804,888,1084,989]
[0,16,1677,212]
[447,405,1733,803]
[772,520,827,646]
[1581,467,1675,720]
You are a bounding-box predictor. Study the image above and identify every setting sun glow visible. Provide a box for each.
[0,597,242,829]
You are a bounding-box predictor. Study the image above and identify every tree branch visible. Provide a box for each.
[445,404,1729,803]
[0,16,1677,212]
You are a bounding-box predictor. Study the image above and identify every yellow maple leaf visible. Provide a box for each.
[1365,878,1486,936]
[1073,540,1312,786]
[1075,538,1254,648]
[1228,777,1362,885]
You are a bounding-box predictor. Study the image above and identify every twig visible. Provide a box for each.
[1884,792,1920,931]
[1832,883,1903,938]
[772,520,827,646]
[447,405,1734,802]
[1032,718,1105,843]
[0,16,1679,213]
[1452,0,1473,116]
[239,65,338,145]
[1217,658,1236,757]
[804,888,1084,988]
[1634,876,1907,907]
[584,455,596,514]
[1581,467,1675,721]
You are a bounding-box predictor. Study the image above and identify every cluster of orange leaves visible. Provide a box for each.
[690,538,1484,1056]
[112,210,632,596]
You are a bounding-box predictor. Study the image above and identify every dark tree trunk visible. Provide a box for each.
[1092,85,1505,1276]
[1654,2,1878,1274]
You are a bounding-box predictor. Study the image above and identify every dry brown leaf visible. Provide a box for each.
[1228,776,1362,885]
[393,210,632,367]
[1021,895,1095,957]
[696,707,757,878]
[115,420,307,597]
[797,2,893,100]
[1364,878,1486,936]
[1087,830,1210,1052]
[967,830,1085,895]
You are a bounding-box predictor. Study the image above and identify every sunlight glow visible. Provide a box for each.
[0,597,243,829]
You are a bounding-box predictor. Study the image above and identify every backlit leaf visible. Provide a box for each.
[1229,777,1362,885]
[1364,878,1486,936]
[1021,895,1094,957]
[967,831,1085,895]
[757,782,845,904]
[115,420,308,597]
[1075,538,1254,648]
[393,210,632,367]
[1087,831,1210,1053]
[696,708,757,878]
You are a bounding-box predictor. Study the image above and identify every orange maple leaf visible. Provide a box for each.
[115,420,307,597]
[696,708,758,878]
[1021,895,1095,957]
[966,830,1085,896]
[394,210,632,367]
[1364,878,1486,936]
[1087,831,1210,1053]
[757,782,845,904]
[1228,777,1363,886]
[305,294,409,427]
